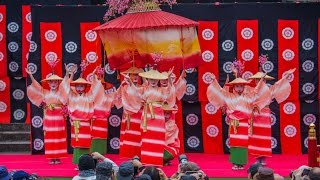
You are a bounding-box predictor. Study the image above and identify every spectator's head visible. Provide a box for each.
[132,159,143,177]
[290,165,311,180]
[255,167,275,180]
[142,166,160,180]
[78,154,96,171]
[96,161,113,180]
[0,166,11,180]
[11,171,30,180]
[134,174,152,180]
[248,163,263,179]
[117,161,134,180]
[308,167,320,180]
[180,175,197,180]
[180,162,200,173]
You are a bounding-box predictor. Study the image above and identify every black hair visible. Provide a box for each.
[142,166,160,180]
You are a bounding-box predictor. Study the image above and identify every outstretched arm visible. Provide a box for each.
[206,73,227,109]
[25,68,44,107]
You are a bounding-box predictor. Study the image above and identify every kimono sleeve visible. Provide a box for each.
[206,78,227,109]
[27,78,44,107]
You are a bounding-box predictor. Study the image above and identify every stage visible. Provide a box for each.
[0,153,307,178]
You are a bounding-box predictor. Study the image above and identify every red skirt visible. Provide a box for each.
[70,119,92,148]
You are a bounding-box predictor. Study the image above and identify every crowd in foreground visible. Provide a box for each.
[1,153,320,180]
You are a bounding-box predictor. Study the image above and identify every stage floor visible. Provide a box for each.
[0,154,307,178]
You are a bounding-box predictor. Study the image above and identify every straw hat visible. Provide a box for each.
[71,78,91,86]
[162,104,178,111]
[121,66,144,75]
[139,69,168,80]
[41,74,63,82]
[226,77,251,86]
[248,72,274,80]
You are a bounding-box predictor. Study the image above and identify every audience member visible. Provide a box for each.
[91,152,119,172]
[308,167,320,180]
[116,162,134,180]
[254,167,275,180]
[0,166,11,180]
[96,161,114,180]
[290,165,312,180]
[248,163,263,180]
[72,154,96,180]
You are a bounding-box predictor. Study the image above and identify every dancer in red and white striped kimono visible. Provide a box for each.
[160,70,187,101]
[206,61,271,170]
[124,68,175,166]
[248,57,295,165]
[26,64,76,164]
[116,66,144,159]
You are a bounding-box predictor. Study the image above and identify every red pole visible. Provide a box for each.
[308,123,318,167]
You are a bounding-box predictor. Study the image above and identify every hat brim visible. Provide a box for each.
[70,82,91,86]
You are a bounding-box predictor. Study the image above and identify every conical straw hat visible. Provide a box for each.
[41,74,63,82]
[226,77,251,86]
[121,66,144,74]
[248,72,274,80]
[139,69,168,80]
[70,78,91,86]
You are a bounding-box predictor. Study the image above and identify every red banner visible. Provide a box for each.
[0,5,7,78]
[0,77,11,124]
[40,22,63,87]
[278,20,301,154]
[22,5,31,77]
[80,22,102,80]
[237,20,259,79]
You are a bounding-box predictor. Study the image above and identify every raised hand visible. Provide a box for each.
[209,73,216,80]
[168,66,175,76]
[25,68,32,75]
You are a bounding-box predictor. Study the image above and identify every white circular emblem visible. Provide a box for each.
[305,100,314,104]
[283,102,296,115]
[65,41,77,53]
[185,84,196,96]
[109,115,121,127]
[302,38,314,50]
[270,113,277,126]
[26,12,32,23]
[262,61,274,73]
[13,109,25,121]
[222,40,234,52]
[9,61,19,72]
[45,52,58,63]
[27,63,37,74]
[8,42,19,52]
[302,83,315,95]
[86,51,98,63]
[201,50,214,62]
[225,138,230,148]
[0,52,4,62]
[32,116,43,128]
[202,29,214,40]
[223,62,233,73]
[0,80,6,91]
[0,101,7,112]
[45,30,57,42]
[241,49,254,61]
[242,71,253,80]
[302,60,314,72]
[110,137,120,149]
[282,49,295,61]
[241,28,253,39]
[13,89,24,100]
[284,125,297,137]
[187,136,200,148]
[66,63,77,74]
[86,73,94,82]
[261,39,274,51]
[29,41,37,52]
[0,13,3,22]
[186,114,199,126]
[304,137,308,148]
[282,27,294,39]
[185,68,194,74]
[85,30,97,42]
[33,138,44,151]
[202,72,213,84]
[26,32,32,42]
[105,63,115,75]
[303,114,316,126]
[205,103,217,115]
[282,71,294,82]
[7,22,19,33]
[271,137,277,149]
[0,32,3,41]
[224,116,230,125]
[105,87,116,94]
[206,125,219,137]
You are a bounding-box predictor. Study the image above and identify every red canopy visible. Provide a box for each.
[94,10,198,31]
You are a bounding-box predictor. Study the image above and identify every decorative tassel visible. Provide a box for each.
[126,113,131,130]
[143,105,148,132]
[74,120,80,142]
[149,103,155,119]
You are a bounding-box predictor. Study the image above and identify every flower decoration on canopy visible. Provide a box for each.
[80,60,90,77]
[232,58,245,77]
[103,0,177,21]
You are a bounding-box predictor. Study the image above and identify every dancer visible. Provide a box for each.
[160,70,187,100]
[26,63,76,164]
[124,68,175,166]
[163,104,180,165]
[116,66,144,159]
[248,55,296,165]
[206,60,271,170]
[90,66,115,155]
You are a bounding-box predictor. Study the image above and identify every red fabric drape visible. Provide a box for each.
[22,5,32,77]
[0,5,7,78]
